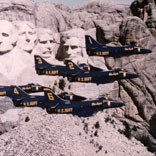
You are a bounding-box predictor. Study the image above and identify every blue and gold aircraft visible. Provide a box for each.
[7,86,125,117]
[43,89,125,117]
[7,85,46,107]
[34,55,67,76]
[64,58,139,84]
[85,35,152,57]
[0,83,49,96]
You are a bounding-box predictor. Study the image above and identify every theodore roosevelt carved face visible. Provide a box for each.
[35,28,55,59]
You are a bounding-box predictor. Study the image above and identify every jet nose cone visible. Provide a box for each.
[142,48,152,54]
[127,73,139,79]
[111,101,125,108]
[118,102,125,107]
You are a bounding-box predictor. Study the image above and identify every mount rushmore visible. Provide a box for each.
[0,0,156,155]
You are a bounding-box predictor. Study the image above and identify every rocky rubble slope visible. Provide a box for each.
[0,108,154,156]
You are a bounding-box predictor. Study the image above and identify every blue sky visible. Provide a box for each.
[37,0,134,6]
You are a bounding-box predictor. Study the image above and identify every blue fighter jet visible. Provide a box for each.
[64,58,139,84]
[85,35,152,57]
[43,89,125,117]
[0,83,49,96]
[6,85,46,108]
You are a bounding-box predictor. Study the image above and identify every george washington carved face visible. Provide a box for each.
[0,20,17,55]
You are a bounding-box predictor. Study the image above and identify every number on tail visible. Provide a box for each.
[47,93,54,100]
[68,62,74,70]
[14,88,19,94]
[36,57,42,64]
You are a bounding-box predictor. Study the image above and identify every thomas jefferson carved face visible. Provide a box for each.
[0,20,17,55]
[15,21,37,53]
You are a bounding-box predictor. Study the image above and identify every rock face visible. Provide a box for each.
[130,0,156,37]
[0,0,36,23]
[0,108,154,156]
[0,0,156,155]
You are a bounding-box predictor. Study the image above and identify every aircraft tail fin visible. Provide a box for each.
[64,58,82,75]
[34,55,51,70]
[44,88,64,104]
[85,35,103,50]
[8,85,29,100]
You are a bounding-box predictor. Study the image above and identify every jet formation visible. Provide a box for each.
[4,85,124,117]
[1,34,152,117]
[34,55,139,84]
[85,35,152,57]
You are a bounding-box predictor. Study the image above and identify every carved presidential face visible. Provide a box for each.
[36,28,55,59]
[15,21,37,53]
[0,20,17,55]
[63,37,82,59]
